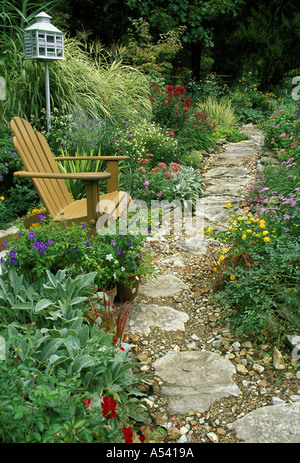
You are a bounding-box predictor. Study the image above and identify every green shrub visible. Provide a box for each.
[214,125,249,142]
[0,270,149,443]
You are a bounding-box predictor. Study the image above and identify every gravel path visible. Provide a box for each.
[126,125,300,444]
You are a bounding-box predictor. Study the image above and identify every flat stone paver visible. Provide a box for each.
[153,351,241,415]
[139,274,188,298]
[228,402,300,443]
[128,303,189,334]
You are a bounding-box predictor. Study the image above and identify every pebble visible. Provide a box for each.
[253,363,265,374]
[236,364,248,375]
[206,432,219,443]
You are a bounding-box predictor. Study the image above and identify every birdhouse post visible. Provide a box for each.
[24,11,65,132]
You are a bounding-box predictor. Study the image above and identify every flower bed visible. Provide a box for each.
[204,104,300,341]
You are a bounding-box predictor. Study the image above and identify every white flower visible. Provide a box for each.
[121,267,125,272]
[106,254,113,261]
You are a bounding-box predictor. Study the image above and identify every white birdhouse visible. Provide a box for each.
[24,11,64,61]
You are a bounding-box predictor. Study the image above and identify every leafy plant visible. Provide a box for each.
[196,96,237,128]
[0,269,150,443]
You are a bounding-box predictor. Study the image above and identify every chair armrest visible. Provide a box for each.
[53,156,130,161]
[13,171,112,181]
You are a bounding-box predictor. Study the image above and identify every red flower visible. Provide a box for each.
[83,398,92,410]
[113,338,125,351]
[101,396,117,419]
[164,172,172,178]
[121,424,133,443]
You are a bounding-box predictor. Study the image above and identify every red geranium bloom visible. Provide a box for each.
[121,424,133,443]
[101,396,117,419]
[83,398,92,410]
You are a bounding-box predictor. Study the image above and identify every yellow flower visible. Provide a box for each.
[221,248,227,253]
[219,255,225,261]
[246,229,252,233]
[0,196,4,200]
[237,216,243,221]
[263,230,269,235]
[242,234,247,239]
[259,223,265,229]
[264,236,270,243]
[213,267,217,273]
[230,275,235,280]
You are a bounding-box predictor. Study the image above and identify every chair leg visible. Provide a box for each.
[83,180,100,228]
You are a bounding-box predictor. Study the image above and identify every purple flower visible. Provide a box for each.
[28,231,36,240]
[283,214,291,220]
[82,223,87,229]
[111,240,116,246]
[2,240,7,248]
[73,247,79,253]
[48,240,54,245]
[128,241,132,246]
[116,249,121,255]
[38,212,45,221]
[85,241,91,247]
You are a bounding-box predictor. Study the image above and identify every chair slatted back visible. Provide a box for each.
[10,117,73,217]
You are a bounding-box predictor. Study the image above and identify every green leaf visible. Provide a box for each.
[78,324,89,347]
[74,419,86,429]
[34,298,54,312]
[40,338,65,362]
[69,354,95,375]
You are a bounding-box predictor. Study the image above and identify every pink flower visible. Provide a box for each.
[169,131,175,137]
[151,167,160,173]
[290,142,297,147]
[278,109,284,114]
[137,166,146,172]
[278,149,285,155]
[279,133,287,138]
[164,172,172,178]
[158,162,167,170]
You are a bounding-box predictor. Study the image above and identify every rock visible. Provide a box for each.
[128,303,189,335]
[139,274,188,298]
[153,350,241,415]
[206,432,219,443]
[167,427,182,440]
[228,403,300,443]
[272,397,286,405]
[176,236,207,254]
[180,426,189,435]
[253,363,265,374]
[236,364,248,375]
[273,347,286,370]
[177,434,189,443]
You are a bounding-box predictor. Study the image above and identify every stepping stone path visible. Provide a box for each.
[128,124,300,443]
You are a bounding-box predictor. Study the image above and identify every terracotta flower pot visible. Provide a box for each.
[116,275,140,302]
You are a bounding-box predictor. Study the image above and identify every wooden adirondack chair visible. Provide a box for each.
[10,116,131,234]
